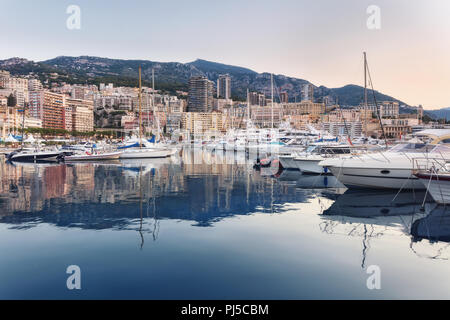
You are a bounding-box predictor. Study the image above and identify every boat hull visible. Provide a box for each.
[225,143,235,151]
[64,152,122,161]
[328,166,424,189]
[279,156,298,170]
[119,148,174,159]
[9,152,62,162]
[294,158,327,174]
[416,173,450,204]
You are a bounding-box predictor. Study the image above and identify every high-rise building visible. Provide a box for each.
[258,94,266,106]
[0,70,11,88]
[301,83,314,102]
[187,76,214,113]
[182,112,224,134]
[67,98,94,132]
[29,90,44,119]
[71,86,86,100]
[28,79,43,92]
[280,91,289,103]
[42,91,65,129]
[0,75,29,107]
[217,74,231,100]
[248,92,259,106]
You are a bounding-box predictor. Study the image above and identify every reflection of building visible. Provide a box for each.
[0,154,307,230]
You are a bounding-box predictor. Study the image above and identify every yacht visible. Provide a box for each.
[293,144,354,174]
[63,150,122,161]
[119,139,176,159]
[6,147,63,162]
[118,67,177,159]
[415,161,450,204]
[320,131,450,190]
[278,153,300,170]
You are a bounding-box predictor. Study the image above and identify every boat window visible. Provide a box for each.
[430,144,450,154]
[306,145,317,153]
[389,143,435,153]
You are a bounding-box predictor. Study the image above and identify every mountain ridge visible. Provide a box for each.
[0,55,411,108]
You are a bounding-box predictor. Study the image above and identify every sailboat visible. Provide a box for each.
[119,67,176,159]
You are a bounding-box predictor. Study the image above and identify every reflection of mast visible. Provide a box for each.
[138,165,144,249]
[361,224,368,268]
[363,52,368,136]
[148,164,159,241]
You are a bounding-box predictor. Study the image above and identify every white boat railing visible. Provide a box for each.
[412,156,450,173]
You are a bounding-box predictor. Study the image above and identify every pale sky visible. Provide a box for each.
[1,0,449,109]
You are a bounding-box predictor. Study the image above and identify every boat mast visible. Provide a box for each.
[271,73,274,130]
[152,68,158,143]
[247,88,250,128]
[138,66,142,148]
[364,52,368,137]
[21,102,26,147]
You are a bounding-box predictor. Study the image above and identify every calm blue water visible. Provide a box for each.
[1,149,450,299]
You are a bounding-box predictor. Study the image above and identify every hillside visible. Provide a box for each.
[0,56,408,106]
[426,107,450,120]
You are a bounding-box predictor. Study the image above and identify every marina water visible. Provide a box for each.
[0,149,449,299]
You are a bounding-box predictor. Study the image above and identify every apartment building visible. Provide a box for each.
[217,74,231,100]
[250,104,283,128]
[282,101,326,118]
[187,76,214,113]
[66,98,94,132]
[181,112,224,134]
[358,101,400,118]
[42,91,65,130]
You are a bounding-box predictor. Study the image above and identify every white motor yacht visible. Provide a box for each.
[6,147,63,162]
[320,137,450,190]
[415,161,450,204]
[294,144,354,174]
[118,139,176,159]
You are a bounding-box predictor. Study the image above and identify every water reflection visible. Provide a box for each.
[0,153,306,234]
[318,190,434,267]
[3,150,450,298]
